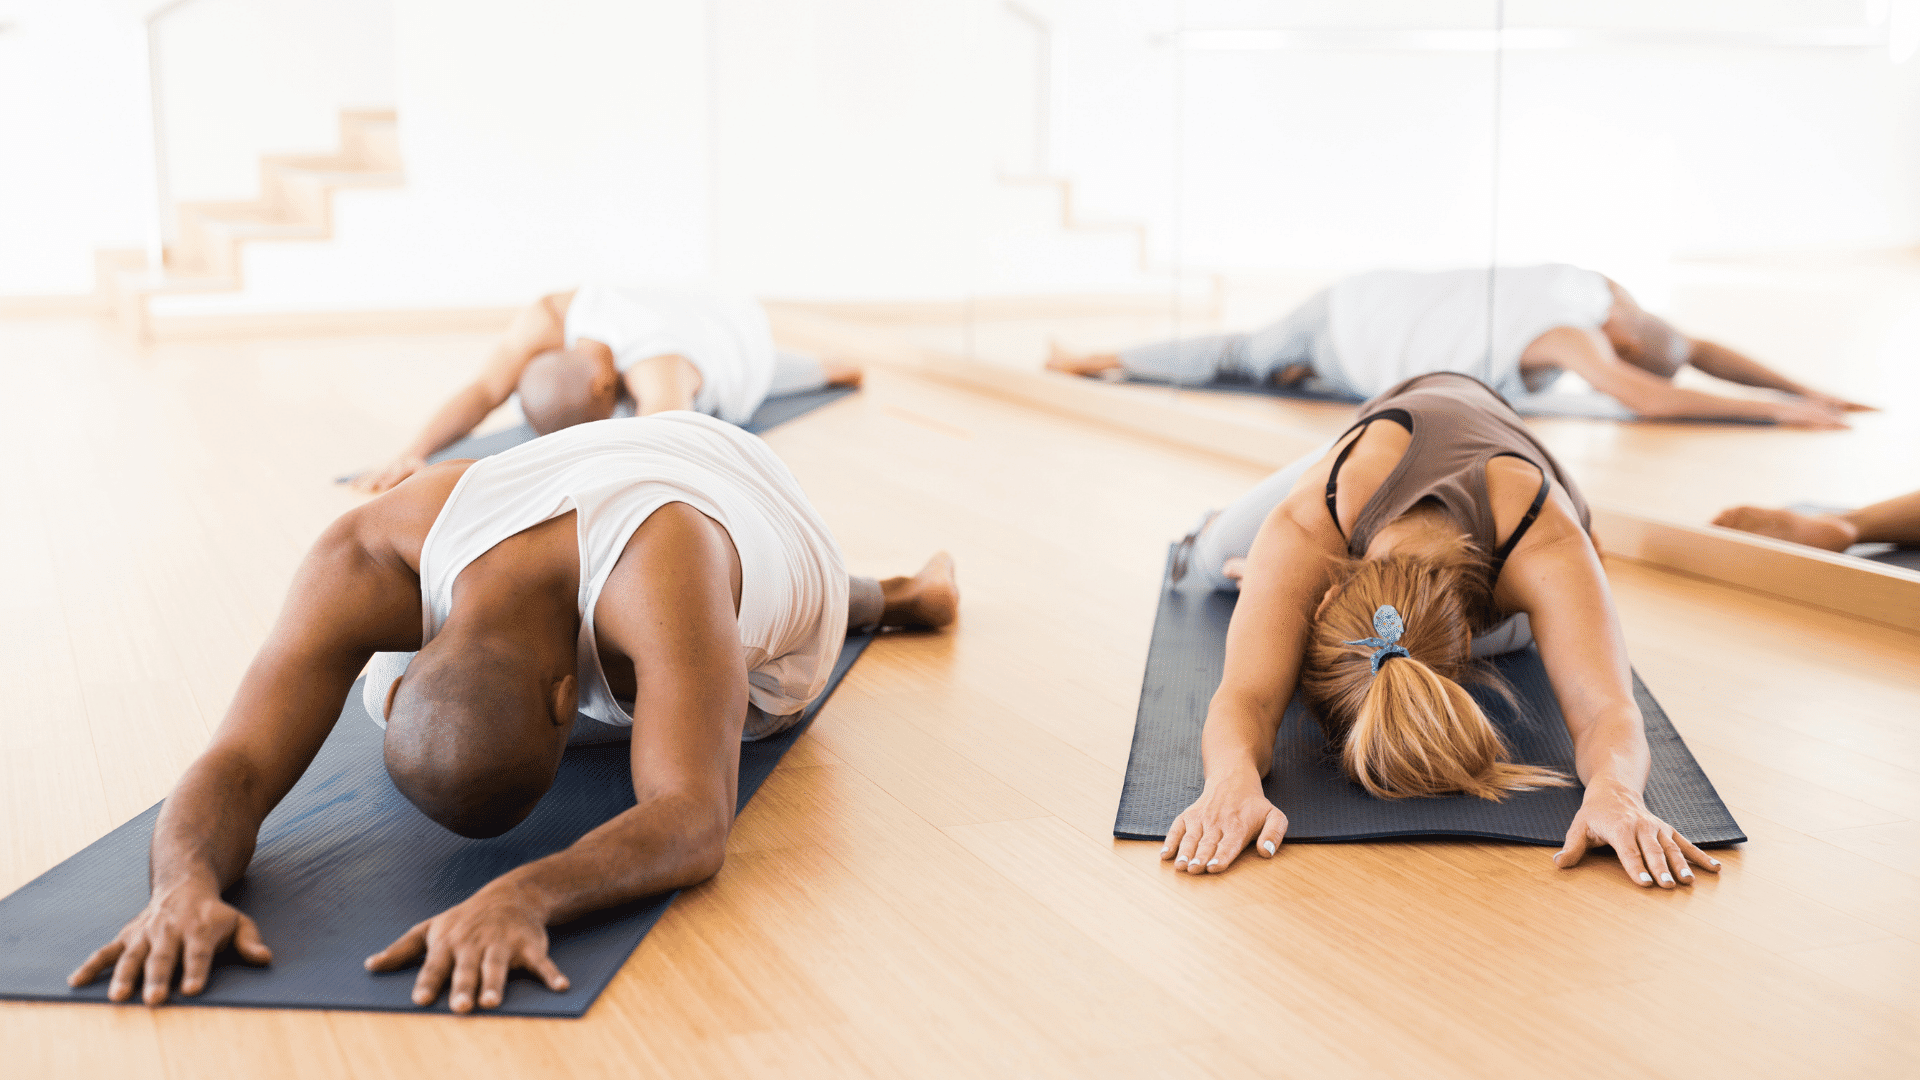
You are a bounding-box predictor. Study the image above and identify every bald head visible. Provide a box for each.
[384,636,576,838]
[519,347,621,435]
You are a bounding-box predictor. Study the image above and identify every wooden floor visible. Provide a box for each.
[2,315,1918,1079]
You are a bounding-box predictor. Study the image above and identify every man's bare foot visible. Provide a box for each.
[1046,340,1123,378]
[1712,506,1858,552]
[824,361,864,388]
[879,552,959,630]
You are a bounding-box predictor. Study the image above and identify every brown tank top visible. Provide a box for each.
[1330,373,1591,567]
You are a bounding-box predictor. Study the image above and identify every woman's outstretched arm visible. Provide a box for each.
[1163,497,1342,875]
[1498,506,1721,889]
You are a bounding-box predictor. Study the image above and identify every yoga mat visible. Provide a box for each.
[0,631,874,1017]
[1125,376,1768,424]
[1113,551,1744,847]
[338,385,858,481]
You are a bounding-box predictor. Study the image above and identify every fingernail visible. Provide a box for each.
[452,994,469,1011]
[1660,872,1674,885]
[1206,859,1219,867]
[1159,847,1170,856]
[1263,841,1276,855]
[1709,858,1720,868]
[1638,872,1653,884]
[1174,856,1187,865]
[1680,870,1693,881]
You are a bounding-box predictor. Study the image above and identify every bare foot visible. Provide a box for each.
[879,552,959,630]
[1711,506,1858,552]
[824,361,864,388]
[1046,340,1122,378]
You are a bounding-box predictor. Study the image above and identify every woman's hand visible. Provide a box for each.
[364,879,570,1013]
[1161,770,1288,875]
[1554,778,1721,888]
[68,882,273,1005]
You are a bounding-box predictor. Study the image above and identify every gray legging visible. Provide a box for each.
[1181,442,1533,657]
[1117,288,1362,396]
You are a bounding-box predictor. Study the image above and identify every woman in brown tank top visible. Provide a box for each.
[1163,373,1721,890]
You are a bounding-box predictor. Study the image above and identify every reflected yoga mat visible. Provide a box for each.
[0,632,874,1017]
[427,386,858,465]
[1125,375,1768,424]
[338,386,858,481]
[1113,552,1744,847]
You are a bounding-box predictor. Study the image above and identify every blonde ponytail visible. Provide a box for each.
[1302,540,1572,802]
[1343,656,1570,800]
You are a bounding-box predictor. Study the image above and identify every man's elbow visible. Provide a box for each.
[656,793,732,886]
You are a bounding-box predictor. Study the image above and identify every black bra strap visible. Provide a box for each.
[1324,410,1413,539]
[1490,455,1552,576]
[1323,427,1370,539]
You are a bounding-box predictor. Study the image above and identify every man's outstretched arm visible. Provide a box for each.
[69,487,437,1003]
[1684,340,1876,412]
[353,293,572,493]
[366,503,749,1013]
[1524,326,1850,429]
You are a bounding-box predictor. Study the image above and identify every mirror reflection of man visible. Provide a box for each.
[1049,264,1872,428]
[354,285,863,494]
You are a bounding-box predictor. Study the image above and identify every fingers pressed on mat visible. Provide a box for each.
[110,938,150,1002]
[480,948,509,1009]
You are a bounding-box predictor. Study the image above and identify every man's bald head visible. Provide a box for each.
[383,634,576,839]
[519,347,621,435]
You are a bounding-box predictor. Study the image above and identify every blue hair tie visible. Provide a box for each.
[1345,605,1411,674]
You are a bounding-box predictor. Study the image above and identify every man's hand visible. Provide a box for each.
[365,880,569,1013]
[68,884,272,1005]
[1554,778,1720,889]
[351,454,428,495]
[1766,398,1849,430]
[1800,390,1877,414]
[1161,769,1288,875]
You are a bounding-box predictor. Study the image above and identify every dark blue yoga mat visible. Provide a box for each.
[1126,374,1769,424]
[426,385,857,465]
[0,631,873,1017]
[336,385,858,482]
[1113,551,1744,847]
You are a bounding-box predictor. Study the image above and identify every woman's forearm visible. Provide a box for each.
[1200,692,1284,782]
[1568,710,1651,793]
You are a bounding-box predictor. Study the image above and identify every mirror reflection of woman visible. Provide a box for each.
[1163,371,1722,887]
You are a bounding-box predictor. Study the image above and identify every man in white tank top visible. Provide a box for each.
[1048,265,1871,428]
[354,284,866,494]
[70,414,958,1013]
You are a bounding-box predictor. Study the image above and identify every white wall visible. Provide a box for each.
[153,0,713,314]
[155,0,396,210]
[0,1,150,294]
[1031,0,1920,289]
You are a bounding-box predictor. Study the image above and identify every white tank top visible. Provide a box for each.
[363,413,848,726]
[1327,264,1613,399]
[564,284,777,425]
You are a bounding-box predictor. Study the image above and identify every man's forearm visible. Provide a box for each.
[494,793,730,925]
[402,383,501,460]
[1687,341,1807,395]
[1632,383,1781,423]
[149,750,279,893]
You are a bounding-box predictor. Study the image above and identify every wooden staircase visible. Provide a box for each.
[104,108,403,340]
